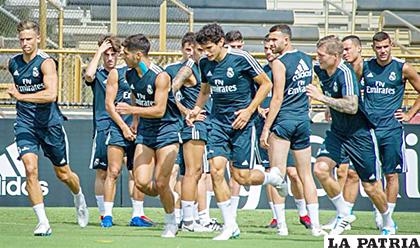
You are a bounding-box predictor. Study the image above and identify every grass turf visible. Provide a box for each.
[0,207,418,248]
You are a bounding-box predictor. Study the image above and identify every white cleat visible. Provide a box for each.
[270,167,288,197]
[161,223,178,238]
[311,226,328,237]
[277,223,289,236]
[203,218,223,232]
[213,224,240,240]
[34,222,52,236]
[182,221,213,232]
[381,224,397,235]
[75,194,89,228]
[323,216,352,230]
[329,215,356,235]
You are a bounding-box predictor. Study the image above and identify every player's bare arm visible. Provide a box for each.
[85,41,112,84]
[116,72,170,118]
[105,68,135,141]
[8,58,57,103]
[186,82,210,126]
[395,63,420,122]
[260,59,285,148]
[172,65,193,116]
[306,84,358,114]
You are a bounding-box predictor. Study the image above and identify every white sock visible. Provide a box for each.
[217,199,235,227]
[33,203,49,224]
[198,209,211,225]
[307,203,320,227]
[344,201,354,215]
[193,203,199,222]
[269,201,277,220]
[72,188,85,206]
[174,208,182,225]
[164,212,176,225]
[387,202,396,218]
[206,191,213,210]
[103,202,114,217]
[131,198,145,218]
[294,198,308,217]
[95,195,105,216]
[231,196,240,218]
[330,193,350,217]
[273,204,286,225]
[381,208,395,228]
[181,200,194,222]
[263,167,281,185]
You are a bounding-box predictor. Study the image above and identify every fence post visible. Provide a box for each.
[39,0,47,49]
[110,0,117,34]
[160,0,167,52]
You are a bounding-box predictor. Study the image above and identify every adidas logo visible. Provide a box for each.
[369,174,376,180]
[0,143,49,196]
[13,70,19,76]
[206,71,213,77]
[396,164,401,170]
[60,158,67,164]
[241,160,249,166]
[367,72,374,78]
[292,59,312,81]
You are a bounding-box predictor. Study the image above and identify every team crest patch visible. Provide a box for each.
[389,72,396,81]
[32,67,39,77]
[226,67,234,78]
[147,84,153,94]
[333,81,338,92]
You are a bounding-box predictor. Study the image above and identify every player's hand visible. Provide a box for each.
[258,107,269,119]
[130,118,138,134]
[7,85,19,99]
[260,128,270,149]
[122,125,136,141]
[324,108,332,122]
[115,102,134,115]
[394,108,412,122]
[186,106,202,127]
[232,108,252,130]
[98,40,113,54]
[306,84,324,102]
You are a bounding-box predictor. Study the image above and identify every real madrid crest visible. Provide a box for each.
[333,81,338,92]
[147,84,153,94]
[389,72,396,81]
[32,67,39,77]
[226,67,234,78]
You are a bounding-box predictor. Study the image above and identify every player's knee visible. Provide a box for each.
[347,169,360,183]
[56,171,71,183]
[210,167,224,182]
[384,173,398,185]
[155,179,168,194]
[107,166,121,180]
[361,181,377,195]
[313,162,329,180]
[25,165,38,180]
[286,168,299,182]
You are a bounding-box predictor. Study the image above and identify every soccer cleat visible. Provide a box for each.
[34,222,52,236]
[100,215,104,220]
[311,226,328,237]
[329,215,356,235]
[182,221,214,232]
[203,218,223,232]
[266,218,278,228]
[74,194,89,228]
[299,215,312,229]
[101,216,113,228]
[381,224,397,235]
[213,224,240,240]
[161,223,178,238]
[277,222,289,236]
[129,216,153,227]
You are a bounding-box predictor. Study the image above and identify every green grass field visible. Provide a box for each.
[0,207,418,248]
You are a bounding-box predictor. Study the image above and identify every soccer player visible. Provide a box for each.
[307,35,394,235]
[7,20,88,236]
[166,32,215,231]
[362,32,420,233]
[188,23,285,240]
[261,24,325,236]
[116,34,181,238]
[323,35,363,230]
[225,30,244,49]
